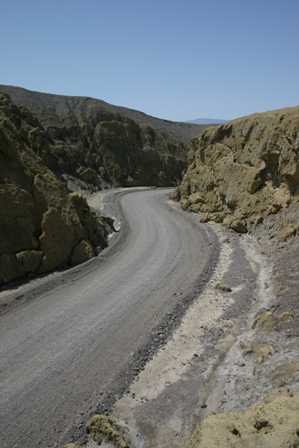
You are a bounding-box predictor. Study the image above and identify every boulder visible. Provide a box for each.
[70,240,94,266]
[0,184,37,253]
[38,206,81,273]
[16,250,42,275]
[70,193,108,250]
[77,167,99,186]
[0,254,20,284]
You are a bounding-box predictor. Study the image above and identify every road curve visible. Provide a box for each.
[0,189,218,448]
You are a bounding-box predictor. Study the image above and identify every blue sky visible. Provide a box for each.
[1,0,299,120]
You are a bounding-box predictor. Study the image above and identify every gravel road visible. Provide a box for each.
[0,188,218,448]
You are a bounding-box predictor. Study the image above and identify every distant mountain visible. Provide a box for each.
[186,118,227,125]
[0,85,208,142]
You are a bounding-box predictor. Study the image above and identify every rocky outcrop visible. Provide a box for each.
[186,392,299,448]
[0,85,209,188]
[178,106,299,232]
[70,240,94,266]
[178,106,299,448]
[0,93,112,286]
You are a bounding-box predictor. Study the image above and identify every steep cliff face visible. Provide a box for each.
[0,85,207,188]
[0,93,112,286]
[178,106,299,232]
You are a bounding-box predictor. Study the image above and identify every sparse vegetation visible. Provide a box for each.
[87,414,130,448]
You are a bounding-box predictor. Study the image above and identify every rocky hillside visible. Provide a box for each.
[178,106,299,233]
[0,93,113,287]
[177,106,299,448]
[0,85,207,188]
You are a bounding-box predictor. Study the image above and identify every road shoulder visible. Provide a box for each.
[85,219,275,448]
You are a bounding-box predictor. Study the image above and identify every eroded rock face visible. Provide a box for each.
[178,106,299,232]
[0,85,197,188]
[0,94,111,286]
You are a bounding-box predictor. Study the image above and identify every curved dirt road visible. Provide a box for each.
[0,189,218,448]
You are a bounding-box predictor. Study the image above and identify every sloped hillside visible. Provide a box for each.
[178,106,299,233]
[0,85,207,188]
[0,85,205,141]
[0,93,112,286]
